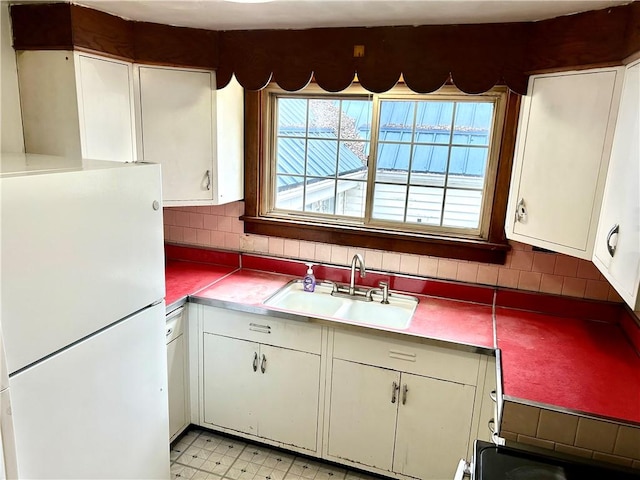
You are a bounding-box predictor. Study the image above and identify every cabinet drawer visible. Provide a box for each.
[333,329,479,385]
[203,306,322,354]
[166,307,185,344]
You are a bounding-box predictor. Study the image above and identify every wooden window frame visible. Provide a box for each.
[242,87,521,265]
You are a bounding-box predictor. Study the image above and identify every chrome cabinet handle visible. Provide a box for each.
[402,384,408,405]
[260,354,267,373]
[606,224,619,257]
[166,327,173,337]
[205,170,211,191]
[391,381,399,403]
[488,418,496,434]
[516,198,527,223]
[489,390,497,402]
[252,352,258,372]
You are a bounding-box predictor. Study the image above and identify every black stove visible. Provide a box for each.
[473,440,640,480]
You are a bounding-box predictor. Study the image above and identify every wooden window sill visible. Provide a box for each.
[242,215,510,264]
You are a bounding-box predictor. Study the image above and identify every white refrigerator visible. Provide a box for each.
[0,154,170,479]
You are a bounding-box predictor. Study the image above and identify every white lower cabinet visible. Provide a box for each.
[393,373,475,479]
[194,304,497,479]
[328,360,476,478]
[327,360,398,471]
[199,306,323,453]
[325,329,490,480]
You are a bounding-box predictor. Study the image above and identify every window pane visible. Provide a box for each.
[336,180,367,218]
[307,139,338,177]
[379,101,415,143]
[303,177,336,214]
[338,142,368,175]
[410,144,449,187]
[376,143,411,184]
[276,137,306,174]
[406,186,444,225]
[415,102,453,144]
[275,175,304,211]
[308,99,339,139]
[447,146,488,189]
[278,98,307,137]
[443,189,482,228]
[372,183,407,222]
[341,100,373,141]
[453,103,493,146]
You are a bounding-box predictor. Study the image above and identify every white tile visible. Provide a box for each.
[200,451,237,476]
[171,463,200,479]
[192,472,222,480]
[180,446,213,469]
[263,452,295,471]
[227,461,262,479]
[256,466,288,480]
[192,432,225,451]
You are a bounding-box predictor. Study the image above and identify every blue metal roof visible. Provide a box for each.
[275,98,492,189]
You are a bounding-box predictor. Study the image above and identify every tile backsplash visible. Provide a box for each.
[163,202,623,303]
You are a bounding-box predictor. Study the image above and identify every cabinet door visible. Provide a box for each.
[257,344,320,451]
[138,66,214,203]
[75,54,135,162]
[167,334,188,440]
[327,359,399,472]
[393,373,475,480]
[507,68,622,258]
[202,334,258,435]
[593,61,640,309]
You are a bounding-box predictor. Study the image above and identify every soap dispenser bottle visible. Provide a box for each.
[303,263,316,292]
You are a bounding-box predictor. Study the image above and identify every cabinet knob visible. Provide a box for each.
[606,223,619,257]
[516,198,527,223]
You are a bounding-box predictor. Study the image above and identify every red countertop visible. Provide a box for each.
[164,254,640,426]
[496,307,640,424]
[164,259,237,309]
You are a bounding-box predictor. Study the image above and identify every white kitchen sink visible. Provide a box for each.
[264,280,418,329]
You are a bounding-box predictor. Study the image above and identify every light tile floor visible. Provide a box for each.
[170,429,382,480]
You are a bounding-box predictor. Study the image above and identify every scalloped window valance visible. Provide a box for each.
[10,2,640,96]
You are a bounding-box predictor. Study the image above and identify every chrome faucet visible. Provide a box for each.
[349,254,366,295]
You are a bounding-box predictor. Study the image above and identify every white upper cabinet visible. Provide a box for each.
[135,66,244,206]
[593,60,640,310]
[506,67,624,259]
[17,51,136,162]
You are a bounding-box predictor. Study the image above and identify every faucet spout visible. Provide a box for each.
[349,254,366,296]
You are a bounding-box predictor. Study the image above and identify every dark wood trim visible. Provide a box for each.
[243,90,263,217]
[241,216,509,264]
[487,90,521,244]
[10,3,73,51]
[9,2,639,92]
[70,4,134,60]
[526,5,630,74]
[132,22,218,69]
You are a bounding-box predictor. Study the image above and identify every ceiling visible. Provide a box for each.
[73,0,634,31]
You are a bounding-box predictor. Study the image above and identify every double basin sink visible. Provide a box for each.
[264,280,419,329]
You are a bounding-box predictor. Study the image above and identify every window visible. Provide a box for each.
[243,84,519,264]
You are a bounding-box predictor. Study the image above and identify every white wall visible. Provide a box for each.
[1,1,24,153]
